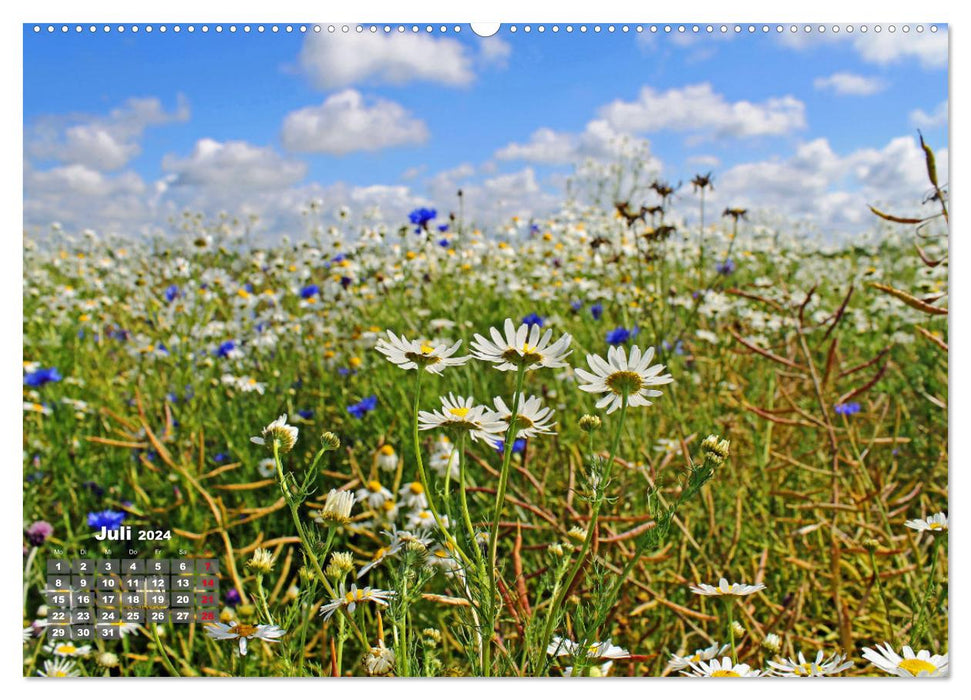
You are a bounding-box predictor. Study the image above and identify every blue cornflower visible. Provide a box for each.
[224,588,241,607]
[438,238,450,248]
[347,395,378,419]
[215,341,237,358]
[298,409,314,420]
[24,367,62,387]
[331,253,346,263]
[522,313,545,328]
[87,510,126,531]
[494,438,527,455]
[437,223,449,232]
[606,326,638,346]
[300,284,319,299]
[213,453,228,463]
[164,284,180,302]
[590,303,603,321]
[409,207,437,232]
[834,402,862,416]
[570,300,583,312]
[716,259,736,275]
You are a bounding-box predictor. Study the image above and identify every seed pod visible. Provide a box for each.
[919,131,939,189]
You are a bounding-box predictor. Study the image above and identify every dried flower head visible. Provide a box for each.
[246,548,275,574]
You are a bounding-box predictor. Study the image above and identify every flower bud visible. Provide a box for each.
[579,414,602,432]
[321,432,341,451]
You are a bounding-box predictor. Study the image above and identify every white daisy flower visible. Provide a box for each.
[43,640,91,657]
[356,544,400,579]
[204,620,286,656]
[376,444,399,472]
[548,636,630,659]
[426,542,463,578]
[683,656,762,677]
[319,584,395,620]
[408,509,446,531]
[904,511,948,533]
[470,318,573,372]
[690,577,766,597]
[492,394,557,439]
[37,658,81,677]
[257,458,277,478]
[374,330,468,375]
[767,650,854,677]
[313,489,356,526]
[418,394,506,443]
[364,640,395,676]
[668,643,730,670]
[250,414,299,453]
[574,345,673,414]
[861,642,948,677]
[356,480,393,510]
[398,481,428,510]
[429,437,460,479]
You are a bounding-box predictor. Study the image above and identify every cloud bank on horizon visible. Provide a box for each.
[23,24,949,238]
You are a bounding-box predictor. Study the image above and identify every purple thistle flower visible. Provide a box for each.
[25,521,54,546]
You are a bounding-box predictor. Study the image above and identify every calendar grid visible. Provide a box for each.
[43,559,220,640]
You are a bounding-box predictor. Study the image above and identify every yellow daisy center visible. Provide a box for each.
[711,669,741,677]
[928,522,944,530]
[448,407,470,418]
[233,623,258,638]
[420,343,435,354]
[368,480,383,492]
[379,445,395,456]
[409,482,424,494]
[898,658,937,676]
[56,643,77,654]
[605,370,645,395]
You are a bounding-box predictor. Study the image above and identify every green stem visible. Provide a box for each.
[273,441,368,648]
[151,623,180,677]
[726,598,737,665]
[410,373,474,569]
[541,393,629,655]
[868,550,895,641]
[484,364,528,676]
[911,537,941,647]
[254,574,274,625]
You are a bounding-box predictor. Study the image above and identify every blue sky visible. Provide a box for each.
[23,24,949,236]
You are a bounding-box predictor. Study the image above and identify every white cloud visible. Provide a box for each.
[24,163,152,233]
[298,30,476,88]
[598,83,806,139]
[161,139,307,192]
[852,31,948,69]
[27,96,190,171]
[779,28,948,70]
[710,136,949,228]
[281,90,428,155]
[478,36,512,69]
[910,101,948,129]
[495,120,638,164]
[813,72,887,96]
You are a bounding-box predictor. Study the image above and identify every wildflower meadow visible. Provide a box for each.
[21,132,949,677]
